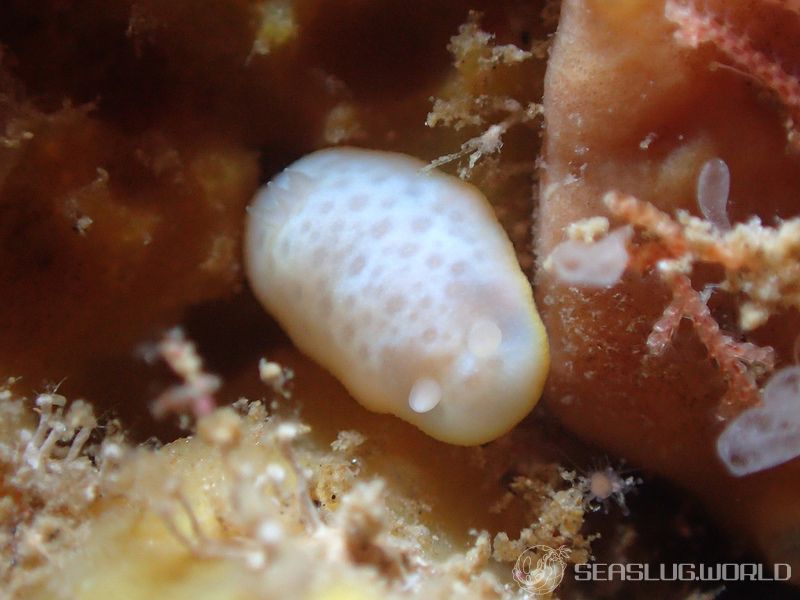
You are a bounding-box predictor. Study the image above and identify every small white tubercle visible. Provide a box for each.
[408,378,442,414]
[245,147,549,445]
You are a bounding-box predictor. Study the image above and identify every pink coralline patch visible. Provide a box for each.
[665,0,800,149]
[555,191,778,420]
[150,327,220,421]
[603,191,737,270]
[605,191,776,418]
[649,272,775,419]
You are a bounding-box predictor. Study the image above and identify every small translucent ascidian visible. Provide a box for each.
[245,148,549,445]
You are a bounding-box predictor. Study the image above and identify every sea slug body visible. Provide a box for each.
[245,147,548,445]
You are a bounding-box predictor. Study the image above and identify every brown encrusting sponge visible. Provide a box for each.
[538,0,800,579]
[2,0,800,598]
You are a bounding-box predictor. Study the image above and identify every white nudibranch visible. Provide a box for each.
[245,147,549,445]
